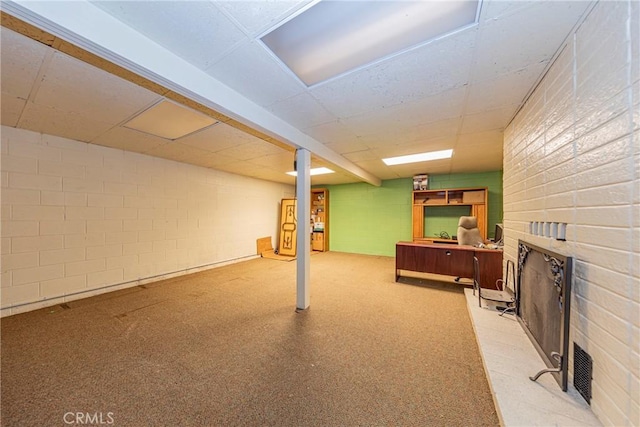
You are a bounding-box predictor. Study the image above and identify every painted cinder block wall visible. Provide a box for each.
[326,171,503,257]
[502,1,638,425]
[0,126,294,317]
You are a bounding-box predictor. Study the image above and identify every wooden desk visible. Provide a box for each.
[395,241,503,290]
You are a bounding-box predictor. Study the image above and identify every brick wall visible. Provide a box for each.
[1,126,294,316]
[503,1,638,425]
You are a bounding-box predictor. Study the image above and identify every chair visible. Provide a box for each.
[457,216,484,247]
[473,257,516,315]
[453,215,485,283]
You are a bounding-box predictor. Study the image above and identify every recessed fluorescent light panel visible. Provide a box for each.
[383,149,453,166]
[261,0,480,86]
[286,167,335,176]
[123,100,218,140]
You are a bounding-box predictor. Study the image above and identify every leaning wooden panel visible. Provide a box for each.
[278,198,297,257]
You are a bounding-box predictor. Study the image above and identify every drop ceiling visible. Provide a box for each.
[0,1,593,186]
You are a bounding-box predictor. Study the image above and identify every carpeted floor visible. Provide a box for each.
[1,252,499,426]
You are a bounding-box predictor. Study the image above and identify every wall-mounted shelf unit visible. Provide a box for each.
[412,187,488,242]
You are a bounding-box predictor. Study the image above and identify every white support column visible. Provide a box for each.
[295,149,311,311]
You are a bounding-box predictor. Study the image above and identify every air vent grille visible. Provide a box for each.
[574,343,593,404]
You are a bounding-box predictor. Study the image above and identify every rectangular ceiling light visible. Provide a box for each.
[123,100,218,140]
[383,149,453,166]
[261,0,480,86]
[286,167,335,176]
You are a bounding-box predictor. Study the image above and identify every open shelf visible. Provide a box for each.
[311,188,329,251]
[412,187,488,242]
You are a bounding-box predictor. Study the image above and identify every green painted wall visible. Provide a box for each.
[324,171,503,257]
[423,205,471,239]
[323,178,412,256]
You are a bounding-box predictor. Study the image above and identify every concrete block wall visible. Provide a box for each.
[503,1,638,425]
[1,126,294,316]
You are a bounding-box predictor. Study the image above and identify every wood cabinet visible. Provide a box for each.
[311,188,329,251]
[396,242,474,278]
[395,242,503,290]
[474,249,504,290]
[412,187,488,242]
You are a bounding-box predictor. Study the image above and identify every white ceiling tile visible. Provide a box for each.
[144,141,214,164]
[358,117,461,150]
[394,87,467,125]
[216,1,312,35]
[268,92,335,130]
[371,138,454,160]
[182,153,226,170]
[205,40,305,107]
[405,118,463,142]
[381,160,453,178]
[309,156,335,169]
[466,62,547,113]
[305,122,361,148]
[350,160,402,181]
[18,101,114,142]
[0,28,48,98]
[341,150,378,163]
[310,172,360,186]
[241,168,293,185]
[322,139,370,156]
[34,52,160,125]
[91,0,247,70]
[194,152,239,169]
[310,28,477,118]
[453,139,503,157]
[341,87,466,138]
[451,142,503,172]
[479,1,538,22]
[456,130,504,146]
[216,140,285,161]
[248,152,295,170]
[354,136,397,151]
[460,105,518,134]
[211,159,267,177]
[369,27,478,95]
[473,1,591,81]
[90,126,168,153]
[178,122,262,153]
[123,100,217,140]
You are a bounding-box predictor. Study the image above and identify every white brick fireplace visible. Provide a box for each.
[502,1,638,425]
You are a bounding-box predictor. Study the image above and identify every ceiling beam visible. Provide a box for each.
[3,0,382,186]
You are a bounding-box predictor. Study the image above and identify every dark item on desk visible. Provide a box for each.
[493,223,504,246]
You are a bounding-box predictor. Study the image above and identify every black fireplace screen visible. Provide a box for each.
[517,240,573,391]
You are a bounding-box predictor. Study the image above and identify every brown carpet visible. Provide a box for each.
[1,252,499,427]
